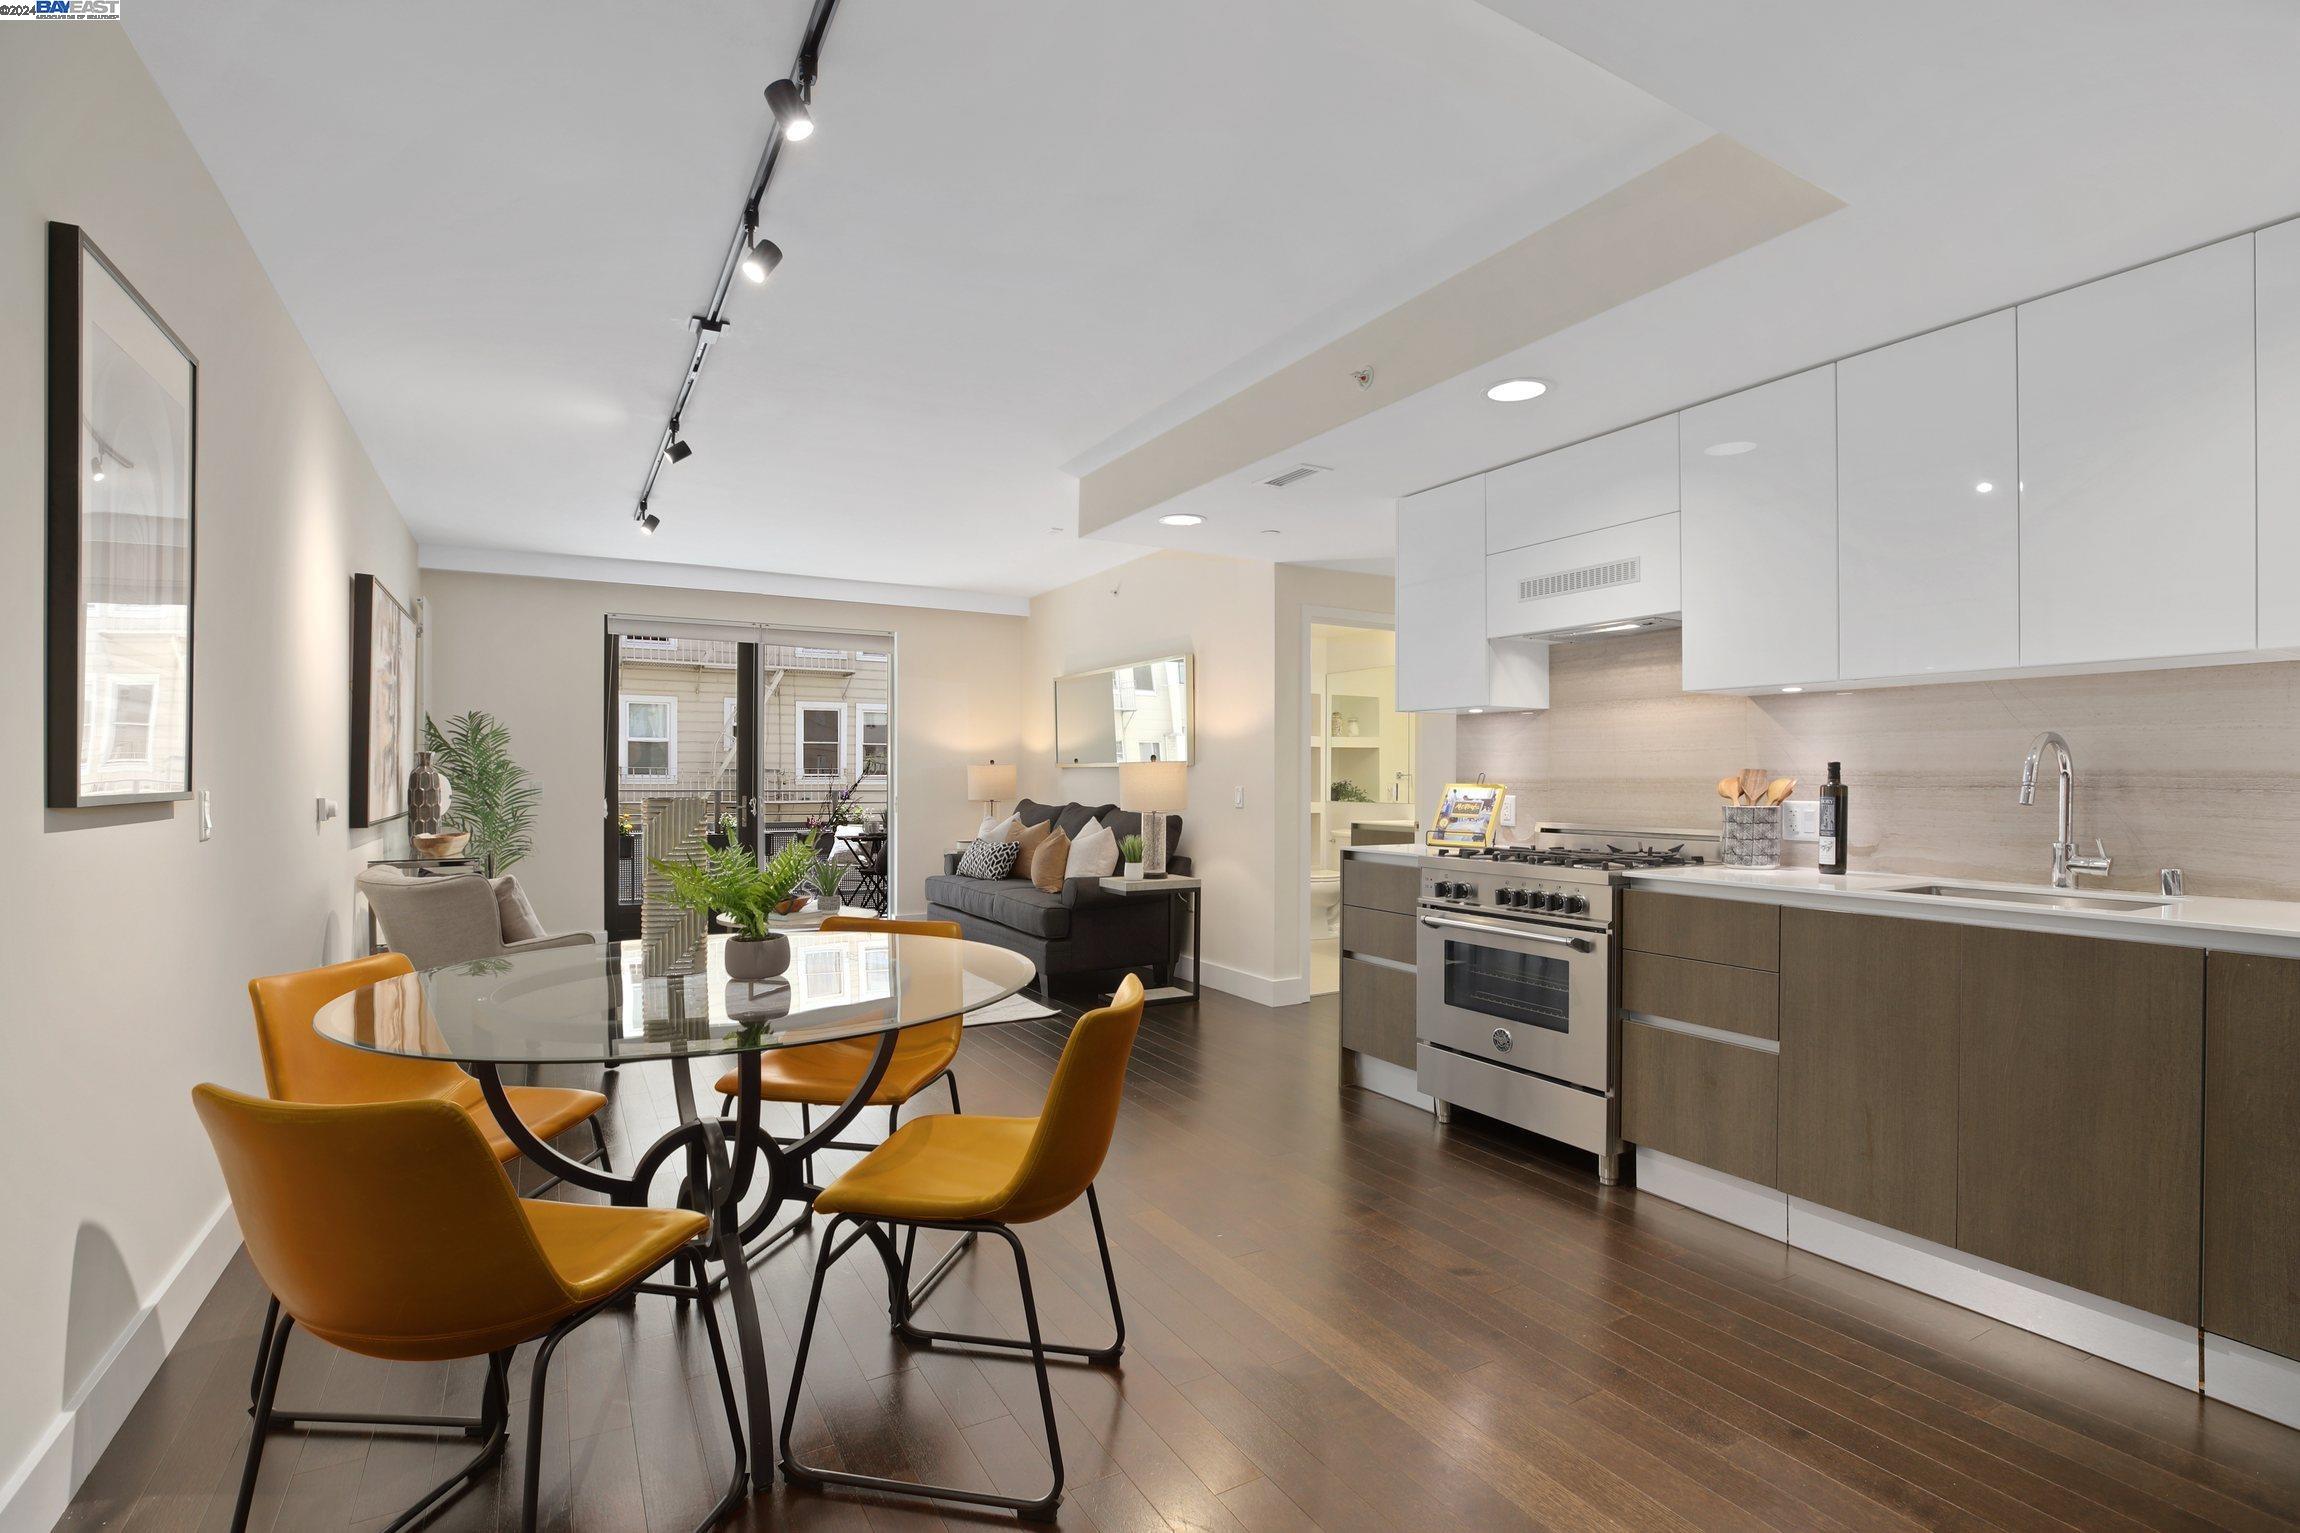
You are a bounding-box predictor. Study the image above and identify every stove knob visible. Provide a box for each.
[1563,893,1589,915]
[1446,882,1469,901]
[1545,890,1567,912]
[1492,887,1512,906]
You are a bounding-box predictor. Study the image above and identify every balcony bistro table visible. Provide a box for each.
[312,930,1037,1495]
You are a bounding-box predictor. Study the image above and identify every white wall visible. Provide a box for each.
[420,568,1026,929]
[0,28,421,1527]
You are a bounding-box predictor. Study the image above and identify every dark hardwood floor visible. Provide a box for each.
[62,988,2300,1531]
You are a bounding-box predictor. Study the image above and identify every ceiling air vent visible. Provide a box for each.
[1518,557,1641,603]
[1260,463,1330,489]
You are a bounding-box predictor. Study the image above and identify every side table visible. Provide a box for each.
[1096,873,1202,1006]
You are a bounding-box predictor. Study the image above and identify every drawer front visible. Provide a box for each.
[1623,950,1778,1042]
[1416,1043,1609,1157]
[1340,955,1417,1068]
[1622,1019,1779,1187]
[1341,856,1420,916]
[1622,889,1780,971]
[1340,904,1415,966]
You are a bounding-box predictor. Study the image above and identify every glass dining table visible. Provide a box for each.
[312,928,1038,1492]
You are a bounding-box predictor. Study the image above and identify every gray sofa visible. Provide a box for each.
[925,798,1190,998]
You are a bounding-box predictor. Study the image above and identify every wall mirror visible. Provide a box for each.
[1053,655,1192,765]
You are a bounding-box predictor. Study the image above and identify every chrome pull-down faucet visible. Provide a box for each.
[2017,730,2111,889]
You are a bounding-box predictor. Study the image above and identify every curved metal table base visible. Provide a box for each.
[474,1027,899,1494]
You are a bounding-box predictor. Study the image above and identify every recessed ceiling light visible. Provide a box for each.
[1704,441,1757,457]
[1974,480,1995,494]
[1780,685,1803,693]
[1485,378,1548,403]
[1159,513,1204,527]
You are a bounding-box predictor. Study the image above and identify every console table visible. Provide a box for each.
[1097,873,1202,1006]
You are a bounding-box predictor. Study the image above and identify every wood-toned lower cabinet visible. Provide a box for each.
[2204,952,2300,1359]
[1622,1020,1778,1188]
[1957,928,2204,1324]
[1778,909,1959,1247]
[1339,956,1416,1070]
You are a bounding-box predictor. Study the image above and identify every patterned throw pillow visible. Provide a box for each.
[956,837,1021,880]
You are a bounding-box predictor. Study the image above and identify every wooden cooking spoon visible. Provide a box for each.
[1717,775,1742,803]
[1763,776,1797,806]
[1740,768,1768,805]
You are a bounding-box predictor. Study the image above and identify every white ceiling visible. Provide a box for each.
[1097,0,2300,568]
[123,0,1704,601]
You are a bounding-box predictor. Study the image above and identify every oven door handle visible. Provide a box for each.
[1419,914,1593,953]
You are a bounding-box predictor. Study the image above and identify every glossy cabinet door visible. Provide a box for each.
[2016,235,2257,666]
[1837,312,2020,679]
[1957,927,2204,1324]
[2260,219,2300,650]
[1484,416,1679,555]
[1680,366,1839,691]
[1396,479,1549,712]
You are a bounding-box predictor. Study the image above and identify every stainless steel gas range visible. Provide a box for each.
[1414,824,1715,1184]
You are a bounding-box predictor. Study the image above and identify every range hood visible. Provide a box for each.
[1485,512,1682,641]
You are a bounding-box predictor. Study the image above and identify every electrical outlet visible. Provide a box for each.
[1500,794,1517,828]
[198,788,213,842]
[1783,799,1819,842]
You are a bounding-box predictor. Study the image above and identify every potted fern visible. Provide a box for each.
[1119,832,1146,880]
[424,712,537,876]
[651,839,820,981]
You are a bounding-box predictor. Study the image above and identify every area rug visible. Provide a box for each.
[965,993,1060,1025]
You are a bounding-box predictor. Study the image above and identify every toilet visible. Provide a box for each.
[1310,867,1342,935]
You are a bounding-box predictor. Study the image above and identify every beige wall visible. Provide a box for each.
[422,569,1024,930]
[1454,628,2300,898]
[0,28,422,1522]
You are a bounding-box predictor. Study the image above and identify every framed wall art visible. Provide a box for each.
[351,573,418,827]
[45,223,198,809]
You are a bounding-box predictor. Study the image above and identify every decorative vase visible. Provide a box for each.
[408,751,450,835]
[724,933,791,981]
[812,892,840,913]
[1123,860,1144,880]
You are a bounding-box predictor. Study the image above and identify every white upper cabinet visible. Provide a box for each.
[1680,366,1840,692]
[2260,219,2300,650]
[2017,235,2257,666]
[1837,311,2020,679]
[1397,478,1549,713]
[1484,416,1679,555]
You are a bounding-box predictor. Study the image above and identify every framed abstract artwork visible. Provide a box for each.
[351,573,418,827]
[45,223,198,809]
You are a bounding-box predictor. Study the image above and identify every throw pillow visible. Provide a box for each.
[492,875,547,944]
[979,812,1020,844]
[1066,818,1120,879]
[1031,828,1071,893]
[955,838,1021,880]
[1010,817,1053,870]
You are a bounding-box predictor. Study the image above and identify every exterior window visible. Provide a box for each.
[798,703,844,778]
[859,705,888,777]
[803,947,846,995]
[621,696,676,780]
[622,633,675,651]
[107,679,155,764]
[858,650,890,663]
[796,646,846,660]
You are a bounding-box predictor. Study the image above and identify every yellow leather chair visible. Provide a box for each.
[192,1085,737,1533]
[777,974,1144,1520]
[250,952,610,1174]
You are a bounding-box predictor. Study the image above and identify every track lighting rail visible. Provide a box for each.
[633,0,840,532]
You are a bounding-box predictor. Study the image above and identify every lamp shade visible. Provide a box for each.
[1119,759,1188,813]
[966,761,1017,801]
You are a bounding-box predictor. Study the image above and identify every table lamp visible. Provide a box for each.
[966,760,1017,833]
[1119,757,1188,877]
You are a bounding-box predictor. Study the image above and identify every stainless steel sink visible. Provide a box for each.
[1895,884,2171,913]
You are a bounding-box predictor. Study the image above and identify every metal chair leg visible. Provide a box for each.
[780,1216,1064,1519]
[520,1317,578,1533]
[893,1185,1126,1365]
[590,1115,614,1174]
[946,1073,961,1114]
[228,1303,291,1532]
[248,1294,279,1409]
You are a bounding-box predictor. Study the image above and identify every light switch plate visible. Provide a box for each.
[1500,794,1517,828]
[198,788,213,841]
[1233,786,1244,809]
[1783,799,1819,842]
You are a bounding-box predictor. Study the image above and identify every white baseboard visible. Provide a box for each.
[1175,955,1294,1008]
[1342,1050,1434,1111]
[1634,1148,1789,1241]
[2205,1333,2300,1429]
[1787,1198,2198,1389]
[0,1202,241,1533]
[1631,1152,2204,1393]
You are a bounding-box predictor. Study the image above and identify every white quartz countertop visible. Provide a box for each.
[1337,844,1428,866]
[1622,865,2300,959]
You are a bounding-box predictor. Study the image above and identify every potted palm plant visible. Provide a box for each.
[423,712,537,876]
[651,838,821,981]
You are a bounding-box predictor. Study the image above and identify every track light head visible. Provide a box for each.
[637,502,659,535]
[765,78,813,141]
[740,237,782,284]
[664,435,692,464]
[90,454,104,482]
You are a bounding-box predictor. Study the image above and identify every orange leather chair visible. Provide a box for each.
[778,975,1144,1520]
[249,952,610,1174]
[714,915,966,1125]
[192,1086,737,1533]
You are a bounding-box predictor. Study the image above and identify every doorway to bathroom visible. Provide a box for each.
[1306,621,1416,996]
